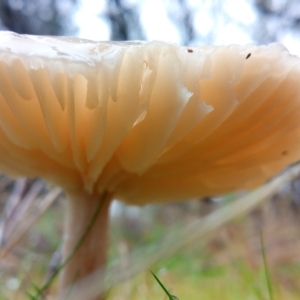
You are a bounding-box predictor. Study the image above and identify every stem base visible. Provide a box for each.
[59,191,112,300]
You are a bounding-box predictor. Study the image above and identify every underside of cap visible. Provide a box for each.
[0,31,300,204]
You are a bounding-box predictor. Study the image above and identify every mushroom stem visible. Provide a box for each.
[59,190,112,300]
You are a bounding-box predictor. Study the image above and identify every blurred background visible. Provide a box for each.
[0,0,300,51]
[1,0,300,299]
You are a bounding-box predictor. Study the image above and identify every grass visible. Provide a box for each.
[1,167,300,299]
[107,259,300,300]
[105,240,300,300]
[2,214,300,300]
[260,231,274,300]
[150,271,178,300]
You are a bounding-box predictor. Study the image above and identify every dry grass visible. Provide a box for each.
[1,167,300,299]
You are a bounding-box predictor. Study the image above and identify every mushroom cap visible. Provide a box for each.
[0,31,300,204]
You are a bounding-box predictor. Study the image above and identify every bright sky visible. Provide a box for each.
[75,0,110,41]
[75,0,300,56]
[75,0,257,44]
[281,32,300,56]
[141,0,181,43]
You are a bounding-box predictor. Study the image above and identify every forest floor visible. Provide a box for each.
[1,176,300,300]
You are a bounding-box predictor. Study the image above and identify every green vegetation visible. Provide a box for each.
[2,170,300,299]
[151,270,179,300]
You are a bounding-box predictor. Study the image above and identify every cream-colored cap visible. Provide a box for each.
[0,31,299,204]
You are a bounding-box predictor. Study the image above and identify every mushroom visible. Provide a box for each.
[0,31,300,299]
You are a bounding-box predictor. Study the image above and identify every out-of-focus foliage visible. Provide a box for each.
[254,0,300,43]
[95,0,300,53]
[0,0,78,35]
[0,0,299,47]
[104,0,145,40]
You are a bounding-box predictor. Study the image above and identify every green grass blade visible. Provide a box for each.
[260,231,274,300]
[151,271,179,300]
